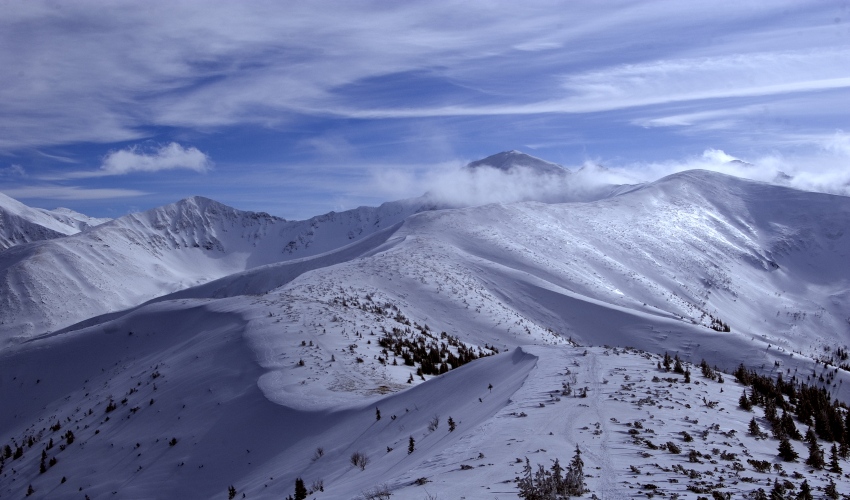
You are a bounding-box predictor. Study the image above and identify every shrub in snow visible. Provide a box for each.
[427,415,439,432]
[361,484,391,500]
[351,451,369,470]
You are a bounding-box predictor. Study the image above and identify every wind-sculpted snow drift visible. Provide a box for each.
[2,155,850,498]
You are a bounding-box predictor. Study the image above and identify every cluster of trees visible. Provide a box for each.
[515,446,586,499]
[708,314,730,332]
[378,327,495,377]
[734,364,849,466]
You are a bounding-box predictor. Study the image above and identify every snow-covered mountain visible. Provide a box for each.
[466,150,568,175]
[37,207,111,232]
[0,193,84,250]
[2,156,850,499]
[0,195,434,343]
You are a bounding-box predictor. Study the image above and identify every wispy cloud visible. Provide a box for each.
[0,164,25,177]
[1,186,147,200]
[0,1,840,149]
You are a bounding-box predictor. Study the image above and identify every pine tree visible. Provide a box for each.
[663,352,672,372]
[749,417,764,438]
[828,443,842,473]
[294,477,307,500]
[805,436,824,469]
[739,390,752,411]
[375,407,381,421]
[825,479,839,499]
[778,437,798,461]
[565,445,586,496]
[769,479,785,500]
[408,436,415,454]
[516,458,534,499]
[26,484,34,497]
[796,480,812,500]
[228,485,237,500]
[781,411,802,440]
[550,458,564,494]
[448,416,456,432]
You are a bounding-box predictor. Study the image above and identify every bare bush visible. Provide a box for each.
[351,451,369,470]
[361,483,391,499]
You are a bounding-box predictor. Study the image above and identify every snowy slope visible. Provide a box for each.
[37,207,111,232]
[2,295,848,499]
[0,193,82,250]
[0,196,433,344]
[50,169,850,386]
[199,170,848,388]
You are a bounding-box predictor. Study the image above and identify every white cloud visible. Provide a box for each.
[100,143,211,175]
[823,130,850,157]
[701,149,739,164]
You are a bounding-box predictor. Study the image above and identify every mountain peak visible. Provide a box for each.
[465,150,568,175]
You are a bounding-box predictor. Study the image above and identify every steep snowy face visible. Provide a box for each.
[0,196,432,344]
[465,150,569,175]
[0,193,81,250]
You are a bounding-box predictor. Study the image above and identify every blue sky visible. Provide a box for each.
[1,1,850,219]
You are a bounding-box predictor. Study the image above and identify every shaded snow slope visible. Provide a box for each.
[0,196,433,344]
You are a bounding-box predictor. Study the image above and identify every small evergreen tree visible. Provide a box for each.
[448,416,456,432]
[375,408,381,421]
[516,458,534,498]
[26,484,34,497]
[828,443,842,473]
[739,390,752,411]
[796,479,812,500]
[805,436,824,469]
[228,485,237,500]
[663,352,672,372]
[769,478,785,500]
[781,411,802,440]
[565,445,586,496]
[749,417,763,437]
[294,477,307,500]
[778,437,797,461]
[408,436,415,454]
[825,479,839,499]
